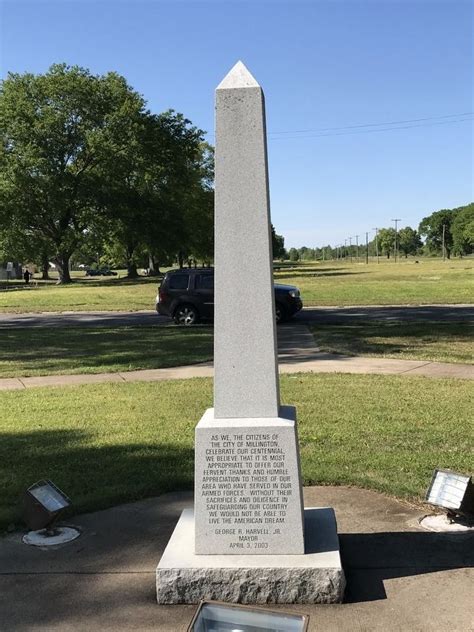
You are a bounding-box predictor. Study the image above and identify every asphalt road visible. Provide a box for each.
[0,304,472,328]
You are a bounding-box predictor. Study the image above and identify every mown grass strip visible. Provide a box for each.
[0,326,213,377]
[0,373,471,529]
[310,321,473,364]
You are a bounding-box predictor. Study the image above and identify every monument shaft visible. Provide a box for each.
[214,63,280,419]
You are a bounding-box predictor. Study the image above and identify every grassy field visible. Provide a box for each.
[275,258,474,305]
[1,258,472,313]
[0,326,213,377]
[0,274,158,313]
[311,321,473,364]
[0,373,471,530]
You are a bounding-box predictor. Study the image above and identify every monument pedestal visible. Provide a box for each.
[156,507,345,604]
[194,406,305,555]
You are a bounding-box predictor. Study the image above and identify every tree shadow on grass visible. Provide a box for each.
[312,321,473,363]
[0,428,194,531]
[0,327,214,376]
[276,270,365,280]
[73,276,161,287]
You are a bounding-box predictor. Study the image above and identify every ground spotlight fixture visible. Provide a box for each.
[187,600,309,632]
[23,480,71,531]
[426,469,474,519]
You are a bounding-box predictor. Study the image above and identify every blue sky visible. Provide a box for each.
[1,0,472,247]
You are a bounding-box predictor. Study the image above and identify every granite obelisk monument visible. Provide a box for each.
[194,61,305,555]
[156,62,345,604]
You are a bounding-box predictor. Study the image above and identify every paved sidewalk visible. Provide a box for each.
[1,486,472,631]
[1,324,472,391]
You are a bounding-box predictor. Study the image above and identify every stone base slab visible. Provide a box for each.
[156,507,345,604]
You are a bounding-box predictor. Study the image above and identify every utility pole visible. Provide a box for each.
[355,235,359,262]
[372,228,379,264]
[392,219,401,262]
[344,239,347,259]
[365,231,369,264]
[349,237,352,262]
[442,223,446,261]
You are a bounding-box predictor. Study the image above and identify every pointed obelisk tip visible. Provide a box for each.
[217,60,260,90]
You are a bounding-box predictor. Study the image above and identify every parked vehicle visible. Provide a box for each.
[85,267,117,276]
[156,268,303,325]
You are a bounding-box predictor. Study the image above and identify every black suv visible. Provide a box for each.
[156,268,303,325]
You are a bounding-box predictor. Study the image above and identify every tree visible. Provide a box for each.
[377,227,396,258]
[103,118,214,277]
[398,226,422,258]
[452,203,474,256]
[271,225,286,260]
[288,247,300,262]
[418,208,459,259]
[0,64,149,283]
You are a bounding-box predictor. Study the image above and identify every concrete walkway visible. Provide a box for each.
[1,486,472,631]
[0,324,472,391]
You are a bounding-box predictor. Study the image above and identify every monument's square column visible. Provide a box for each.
[156,62,345,604]
[213,61,279,420]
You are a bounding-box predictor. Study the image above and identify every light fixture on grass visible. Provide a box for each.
[22,480,80,547]
[425,469,474,519]
[23,479,71,530]
[187,600,309,632]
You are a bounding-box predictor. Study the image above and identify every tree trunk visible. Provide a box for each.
[41,252,50,280]
[178,251,184,269]
[125,244,138,278]
[147,254,160,276]
[127,262,138,278]
[55,253,72,284]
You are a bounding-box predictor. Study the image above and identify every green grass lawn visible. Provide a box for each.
[0,373,471,530]
[1,258,472,313]
[0,274,158,313]
[311,321,473,364]
[0,326,213,377]
[275,258,474,305]
[1,320,471,379]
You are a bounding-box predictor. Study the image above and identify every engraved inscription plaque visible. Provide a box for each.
[195,407,305,555]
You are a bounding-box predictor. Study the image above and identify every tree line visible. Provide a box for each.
[1,65,471,280]
[285,203,473,262]
[0,64,213,283]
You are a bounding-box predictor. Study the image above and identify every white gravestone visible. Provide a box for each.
[156,62,345,603]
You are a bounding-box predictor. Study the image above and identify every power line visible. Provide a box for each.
[267,116,473,140]
[206,111,473,140]
[268,111,474,135]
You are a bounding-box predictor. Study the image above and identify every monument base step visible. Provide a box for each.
[156,507,345,604]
